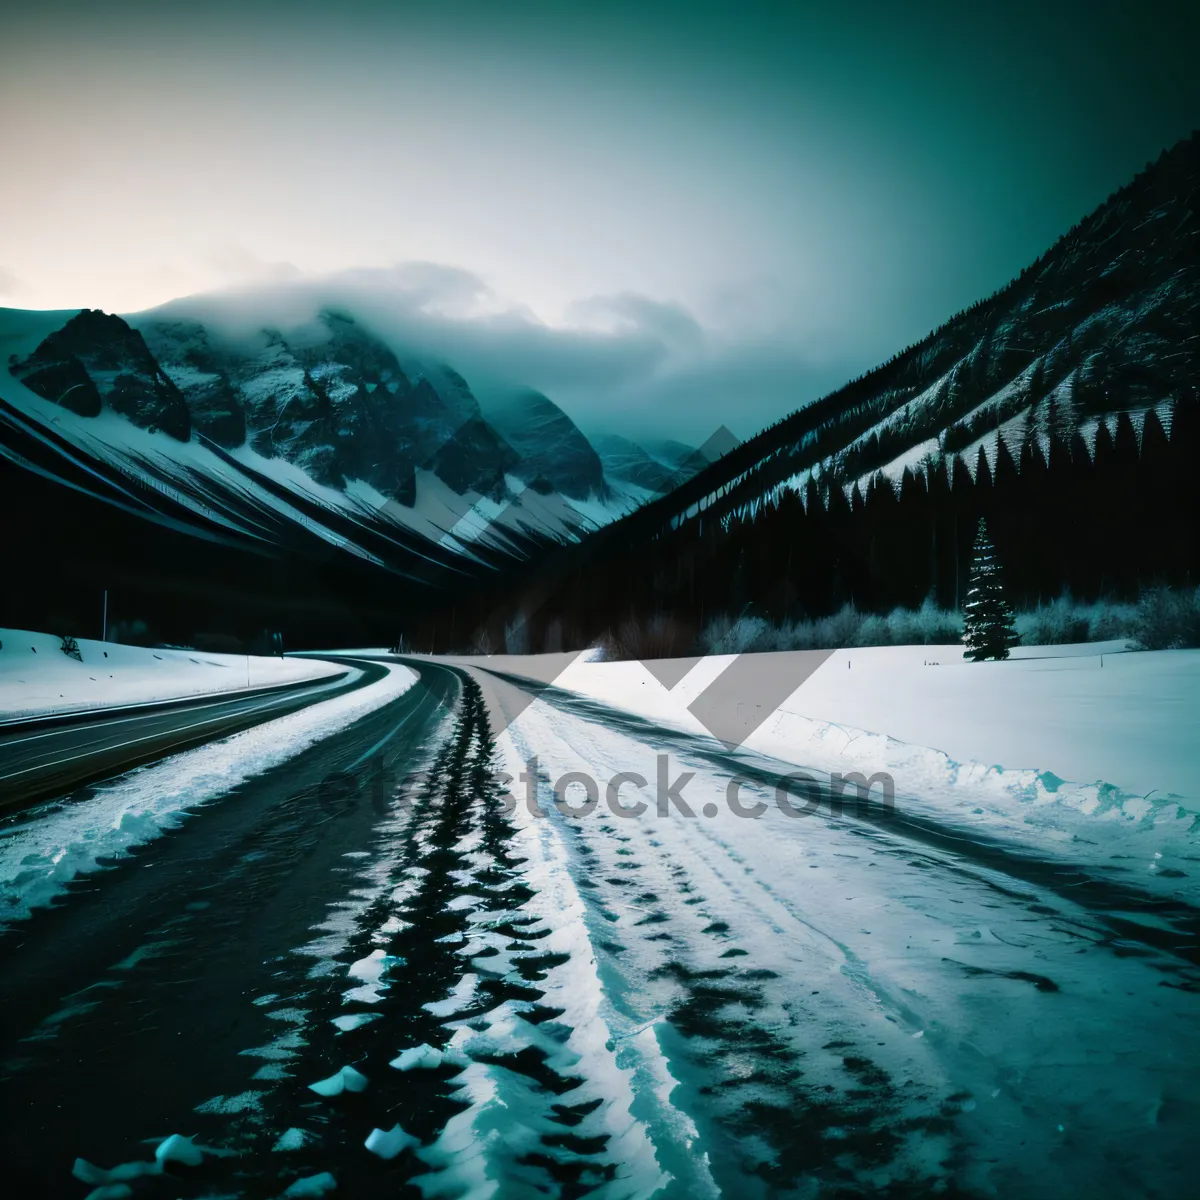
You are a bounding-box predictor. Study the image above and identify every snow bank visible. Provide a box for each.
[464,643,1200,891]
[472,673,1200,1195]
[540,642,1200,807]
[0,628,345,721]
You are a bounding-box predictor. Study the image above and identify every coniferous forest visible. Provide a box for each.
[437,393,1199,654]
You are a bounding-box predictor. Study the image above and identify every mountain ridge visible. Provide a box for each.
[0,296,715,643]
[569,130,1200,548]
[8,303,705,512]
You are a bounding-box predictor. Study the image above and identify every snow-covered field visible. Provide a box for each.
[448,640,1200,900]
[0,628,346,720]
[527,641,1199,804]
[441,648,1200,1195]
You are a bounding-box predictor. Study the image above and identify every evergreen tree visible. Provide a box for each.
[962,518,1019,661]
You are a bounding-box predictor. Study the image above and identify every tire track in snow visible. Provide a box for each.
[170,673,670,1198]
[479,666,1200,1197]
[484,670,1200,969]
[490,692,970,1197]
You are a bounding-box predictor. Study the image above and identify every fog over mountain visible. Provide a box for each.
[137,267,843,443]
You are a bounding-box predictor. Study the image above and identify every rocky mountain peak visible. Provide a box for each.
[11,309,191,440]
[484,388,605,500]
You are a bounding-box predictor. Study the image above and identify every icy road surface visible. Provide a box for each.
[0,657,1196,1198]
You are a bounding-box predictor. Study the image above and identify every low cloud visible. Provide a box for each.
[204,246,303,288]
[146,263,857,441]
[567,292,706,351]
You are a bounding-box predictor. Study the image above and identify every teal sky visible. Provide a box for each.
[1,0,1197,438]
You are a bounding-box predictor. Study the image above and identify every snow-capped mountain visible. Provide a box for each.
[135,308,539,504]
[483,388,606,500]
[0,299,687,643]
[592,433,682,493]
[1,304,659,572]
[593,429,739,497]
[11,309,192,439]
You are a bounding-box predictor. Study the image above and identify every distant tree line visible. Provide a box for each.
[421,391,1199,656]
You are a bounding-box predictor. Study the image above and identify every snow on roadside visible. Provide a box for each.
[0,661,417,927]
[478,672,1200,1197]
[415,700,704,1198]
[543,643,1196,800]
[467,643,1200,894]
[744,704,1200,901]
[472,674,956,1194]
[0,628,345,721]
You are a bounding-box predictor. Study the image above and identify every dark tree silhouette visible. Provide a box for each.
[962,518,1019,661]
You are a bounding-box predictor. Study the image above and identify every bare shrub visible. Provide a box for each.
[1087,602,1138,641]
[908,597,963,644]
[1128,586,1200,650]
[1016,594,1090,645]
[1015,595,1141,646]
[699,613,773,654]
[815,604,864,649]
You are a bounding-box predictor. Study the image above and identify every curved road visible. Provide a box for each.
[0,663,375,813]
[1,655,1197,1198]
[0,658,459,1196]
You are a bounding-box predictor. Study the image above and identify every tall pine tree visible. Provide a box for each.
[963,517,1019,661]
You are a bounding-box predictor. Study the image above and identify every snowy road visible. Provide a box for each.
[1,657,1197,1198]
